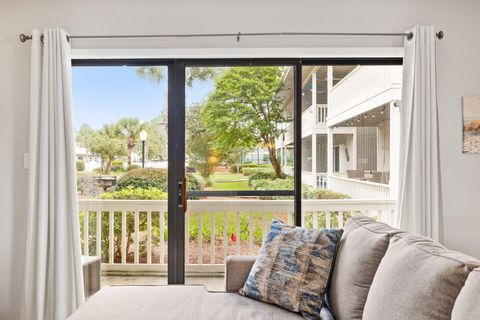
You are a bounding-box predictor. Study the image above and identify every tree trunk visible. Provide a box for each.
[127,146,133,165]
[267,146,282,178]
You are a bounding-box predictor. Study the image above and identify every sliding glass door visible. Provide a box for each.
[72,58,401,288]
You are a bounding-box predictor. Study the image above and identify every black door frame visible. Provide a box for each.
[72,57,402,284]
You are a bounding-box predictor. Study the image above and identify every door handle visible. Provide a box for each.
[178,176,187,213]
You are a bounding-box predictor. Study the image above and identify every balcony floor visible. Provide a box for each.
[101,275,225,292]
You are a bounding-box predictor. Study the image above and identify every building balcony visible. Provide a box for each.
[327,66,402,127]
[79,198,396,286]
[281,104,328,146]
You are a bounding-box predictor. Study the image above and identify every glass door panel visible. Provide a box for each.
[300,64,402,230]
[72,63,169,287]
[182,64,296,289]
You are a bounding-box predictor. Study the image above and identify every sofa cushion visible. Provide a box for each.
[225,255,257,292]
[68,285,303,320]
[240,219,343,319]
[328,216,401,320]
[452,267,480,319]
[363,233,480,320]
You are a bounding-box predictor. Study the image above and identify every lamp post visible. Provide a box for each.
[140,130,148,168]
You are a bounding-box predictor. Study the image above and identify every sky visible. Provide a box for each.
[72,66,214,130]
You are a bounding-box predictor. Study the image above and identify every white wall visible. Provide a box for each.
[2,0,480,318]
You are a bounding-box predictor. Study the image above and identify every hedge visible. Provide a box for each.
[229,163,270,174]
[111,160,125,172]
[76,160,85,171]
[242,167,275,176]
[115,168,202,192]
[100,186,167,200]
[252,177,350,200]
[126,164,141,171]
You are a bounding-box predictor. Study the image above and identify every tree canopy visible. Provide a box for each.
[136,66,218,87]
[201,66,286,177]
[186,104,220,178]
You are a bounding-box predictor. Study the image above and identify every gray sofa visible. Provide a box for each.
[69,217,480,320]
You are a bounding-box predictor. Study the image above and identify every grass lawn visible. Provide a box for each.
[210,172,247,182]
[210,181,251,190]
[194,172,253,191]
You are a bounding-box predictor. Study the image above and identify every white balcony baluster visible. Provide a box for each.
[78,199,396,274]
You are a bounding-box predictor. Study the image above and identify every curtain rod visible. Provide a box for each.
[18,31,445,43]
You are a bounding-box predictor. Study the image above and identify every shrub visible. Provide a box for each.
[100,186,167,200]
[126,164,141,171]
[116,168,168,191]
[76,160,85,171]
[111,160,124,172]
[252,177,294,192]
[228,163,270,174]
[228,165,241,174]
[248,171,286,185]
[251,177,350,200]
[116,168,202,192]
[242,167,275,176]
[186,174,203,191]
[302,187,350,200]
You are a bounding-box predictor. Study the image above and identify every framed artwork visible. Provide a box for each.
[463,96,480,153]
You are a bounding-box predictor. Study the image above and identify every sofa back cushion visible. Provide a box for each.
[363,233,480,320]
[328,217,401,320]
[452,267,480,319]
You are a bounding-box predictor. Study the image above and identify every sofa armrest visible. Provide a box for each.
[225,256,256,292]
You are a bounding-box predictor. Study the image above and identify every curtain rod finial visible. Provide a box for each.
[406,32,414,41]
[436,31,444,40]
[19,33,32,42]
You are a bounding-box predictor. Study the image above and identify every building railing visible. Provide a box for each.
[328,175,391,200]
[78,199,396,274]
[317,104,328,124]
[301,171,328,189]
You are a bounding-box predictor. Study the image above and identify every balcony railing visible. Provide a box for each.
[282,104,328,145]
[79,199,396,274]
[328,175,390,200]
[301,171,328,189]
[328,66,402,126]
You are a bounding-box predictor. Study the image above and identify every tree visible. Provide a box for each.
[201,67,286,177]
[116,117,147,165]
[225,146,250,173]
[90,125,126,173]
[136,66,219,87]
[186,104,220,178]
[76,124,95,153]
[145,114,167,161]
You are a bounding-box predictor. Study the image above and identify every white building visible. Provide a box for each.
[277,65,402,199]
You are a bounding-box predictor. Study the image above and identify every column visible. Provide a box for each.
[389,101,400,200]
[327,66,333,93]
[312,71,317,123]
[312,134,317,174]
[327,127,334,175]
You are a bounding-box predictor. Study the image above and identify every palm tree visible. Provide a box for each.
[116,118,147,165]
[136,66,219,87]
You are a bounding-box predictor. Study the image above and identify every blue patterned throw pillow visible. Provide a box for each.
[239,219,343,320]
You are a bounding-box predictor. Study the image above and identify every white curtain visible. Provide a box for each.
[397,25,443,242]
[22,29,84,320]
